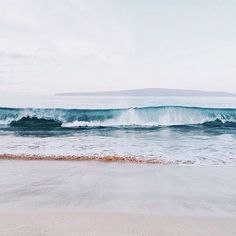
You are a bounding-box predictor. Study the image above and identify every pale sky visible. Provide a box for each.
[0,0,236,95]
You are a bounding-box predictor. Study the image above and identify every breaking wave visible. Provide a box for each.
[1,106,236,130]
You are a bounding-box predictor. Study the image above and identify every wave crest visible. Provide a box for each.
[1,106,236,129]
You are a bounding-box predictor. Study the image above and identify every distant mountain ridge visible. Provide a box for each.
[56,88,236,97]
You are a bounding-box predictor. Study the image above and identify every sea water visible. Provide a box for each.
[1,95,236,165]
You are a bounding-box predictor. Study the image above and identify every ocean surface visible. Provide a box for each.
[1,95,236,165]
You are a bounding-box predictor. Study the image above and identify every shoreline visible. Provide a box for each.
[1,212,236,236]
[0,153,196,165]
[1,159,236,235]
[1,160,236,215]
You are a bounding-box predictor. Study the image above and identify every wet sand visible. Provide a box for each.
[1,159,236,235]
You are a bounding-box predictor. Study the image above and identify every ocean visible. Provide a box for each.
[1,95,236,165]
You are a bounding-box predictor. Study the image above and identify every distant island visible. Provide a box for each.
[55,88,236,97]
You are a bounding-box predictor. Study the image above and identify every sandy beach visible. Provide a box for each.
[1,212,236,236]
[1,159,236,235]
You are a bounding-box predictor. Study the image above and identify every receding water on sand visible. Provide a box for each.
[0,160,236,216]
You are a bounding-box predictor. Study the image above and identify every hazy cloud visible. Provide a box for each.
[0,0,235,94]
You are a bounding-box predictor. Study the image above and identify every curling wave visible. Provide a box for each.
[1,106,236,130]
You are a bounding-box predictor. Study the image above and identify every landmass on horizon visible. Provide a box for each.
[55,88,236,97]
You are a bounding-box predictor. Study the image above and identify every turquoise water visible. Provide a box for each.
[1,96,236,165]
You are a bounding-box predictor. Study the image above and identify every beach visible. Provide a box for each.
[1,212,236,236]
[1,0,236,233]
[1,96,236,235]
[1,159,236,235]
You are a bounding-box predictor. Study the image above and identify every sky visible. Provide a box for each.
[0,0,236,95]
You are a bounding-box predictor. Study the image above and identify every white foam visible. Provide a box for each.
[61,107,232,127]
